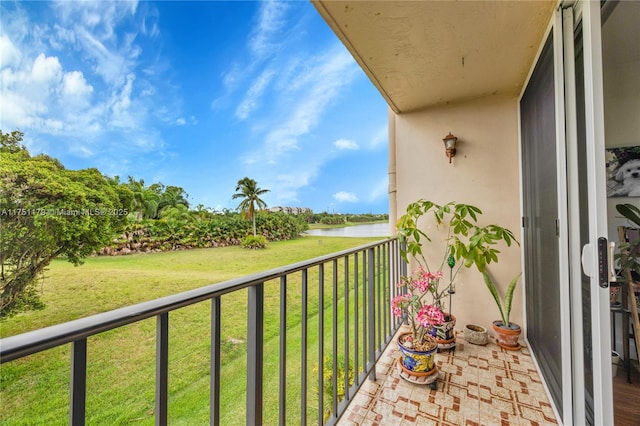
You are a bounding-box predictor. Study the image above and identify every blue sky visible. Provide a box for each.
[0,1,389,214]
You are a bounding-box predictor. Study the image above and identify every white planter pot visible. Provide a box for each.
[612,351,621,377]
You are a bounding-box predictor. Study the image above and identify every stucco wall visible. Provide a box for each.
[391,93,523,335]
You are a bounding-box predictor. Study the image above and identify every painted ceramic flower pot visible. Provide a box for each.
[397,332,438,375]
[492,321,521,350]
[434,313,456,349]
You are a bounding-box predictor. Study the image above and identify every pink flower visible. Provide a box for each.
[416,304,445,328]
[431,271,444,280]
[392,268,447,339]
[391,293,412,318]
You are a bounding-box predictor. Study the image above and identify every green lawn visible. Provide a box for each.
[0,236,386,425]
[307,220,388,230]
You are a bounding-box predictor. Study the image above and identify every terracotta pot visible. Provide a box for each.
[464,324,488,345]
[492,321,521,350]
[397,332,438,374]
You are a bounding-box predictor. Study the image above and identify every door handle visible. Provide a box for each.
[609,241,616,283]
[597,237,609,288]
[581,243,593,278]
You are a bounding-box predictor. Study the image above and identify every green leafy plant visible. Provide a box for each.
[396,201,518,310]
[241,234,268,249]
[397,200,521,330]
[318,354,355,422]
[482,271,521,328]
[615,203,640,279]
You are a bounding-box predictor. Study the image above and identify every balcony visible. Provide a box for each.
[338,333,558,425]
[0,238,558,425]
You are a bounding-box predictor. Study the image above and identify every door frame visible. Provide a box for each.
[574,1,614,423]
[518,1,613,424]
[517,9,571,423]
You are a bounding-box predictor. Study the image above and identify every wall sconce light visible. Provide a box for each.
[443,132,458,163]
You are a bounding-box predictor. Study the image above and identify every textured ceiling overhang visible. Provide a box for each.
[313,1,557,113]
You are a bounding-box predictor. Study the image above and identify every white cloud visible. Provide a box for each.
[334,138,359,150]
[62,70,93,99]
[249,0,289,58]
[214,1,288,110]
[110,73,135,127]
[274,172,314,204]
[141,8,160,38]
[0,52,95,130]
[235,23,364,206]
[235,69,275,120]
[221,63,242,89]
[43,118,64,132]
[250,47,359,163]
[75,26,132,85]
[0,34,21,67]
[31,53,62,85]
[49,1,142,85]
[0,92,36,128]
[53,1,139,41]
[334,191,359,203]
[0,1,169,160]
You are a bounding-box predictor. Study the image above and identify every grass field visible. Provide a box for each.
[0,235,386,425]
[307,220,388,230]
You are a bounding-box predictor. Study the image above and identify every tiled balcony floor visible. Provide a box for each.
[338,330,559,425]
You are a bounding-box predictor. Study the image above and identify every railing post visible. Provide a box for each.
[354,253,359,385]
[331,259,339,420]
[156,313,169,426]
[247,283,264,425]
[210,297,221,426]
[279,276,287,426]
[384,242,391,342]
[301,269,308,426]
[376,246,382,349]
[367,247,376,381]
[343,255,350,401]
[69,338,87,426]
[317,264,325,426]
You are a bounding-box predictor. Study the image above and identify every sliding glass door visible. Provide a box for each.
[521,2,613,424]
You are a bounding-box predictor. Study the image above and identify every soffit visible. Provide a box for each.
[313,0,556,113]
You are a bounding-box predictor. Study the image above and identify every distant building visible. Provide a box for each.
[268,206,313,215]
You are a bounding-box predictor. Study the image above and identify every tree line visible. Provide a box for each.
[0,130,303,317]
[0,129,388,317]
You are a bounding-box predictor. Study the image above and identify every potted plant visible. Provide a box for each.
[396,200,518,349]
[613,203,640,359]
[614,203,640,276]
[482,271,522,350]
[391,272,444,378]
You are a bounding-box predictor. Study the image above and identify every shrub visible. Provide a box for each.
[241,235,268,249]
[318,354,355,422]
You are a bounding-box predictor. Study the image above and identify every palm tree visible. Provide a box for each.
[157,185,189,216]
[232,177,270,236]
[127,177,160,220]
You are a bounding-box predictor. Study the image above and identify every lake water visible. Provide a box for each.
[303,222,391,238]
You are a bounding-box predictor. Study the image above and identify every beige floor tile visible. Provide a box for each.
[337,333,558,426]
